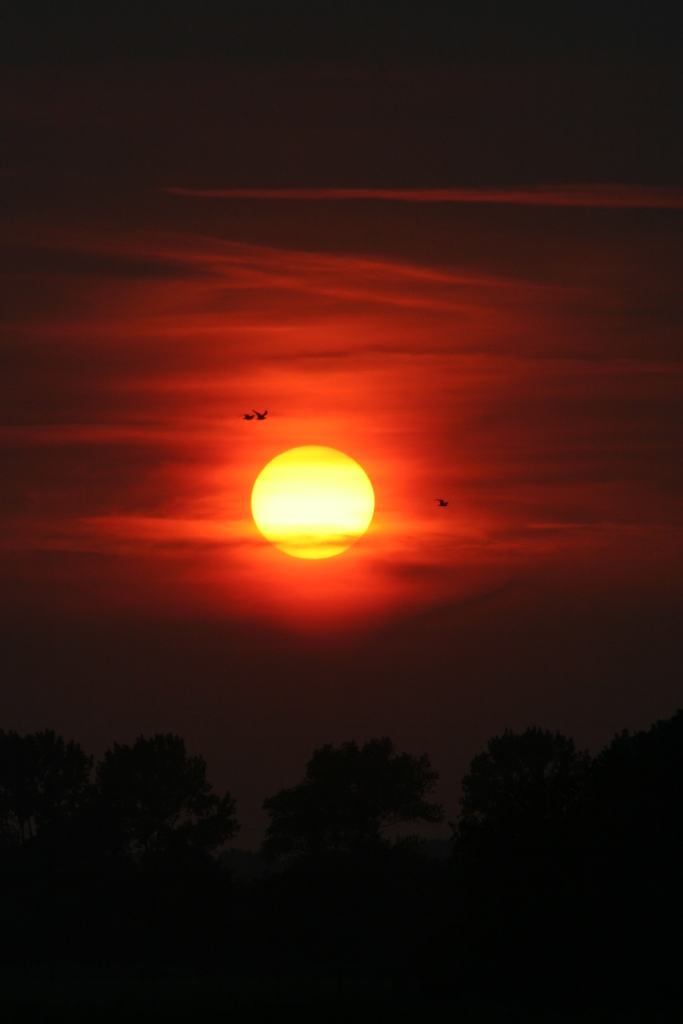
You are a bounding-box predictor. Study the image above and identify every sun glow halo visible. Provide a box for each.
[251,446,375,559]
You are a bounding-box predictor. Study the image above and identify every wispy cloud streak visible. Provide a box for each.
[164,184,683,209]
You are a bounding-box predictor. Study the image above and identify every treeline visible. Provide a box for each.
[1,713,682,1014]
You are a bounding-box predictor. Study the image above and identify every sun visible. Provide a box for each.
[251,446,375,559]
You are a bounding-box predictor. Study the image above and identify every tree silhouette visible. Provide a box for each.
[453,726,591,859]
[445,728,594,1007]
[262,737,444,860]
[0,729,92,845]
[95,733,238,858]
[590,709,683,847]
[576,710,683,1007]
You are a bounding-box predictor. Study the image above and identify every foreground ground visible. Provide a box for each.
[0,970,680,1024]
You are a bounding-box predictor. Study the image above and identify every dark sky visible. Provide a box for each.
[1,4,682,846]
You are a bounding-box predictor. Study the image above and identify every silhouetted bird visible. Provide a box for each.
[435,499,449,506]
[243,413,255,420]
[253,409,268,420]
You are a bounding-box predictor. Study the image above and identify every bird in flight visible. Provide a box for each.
[253,409,268,420]
[435,499,449,506]
[243,413,255,420]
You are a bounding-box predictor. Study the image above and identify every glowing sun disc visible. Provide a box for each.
[251,446,375,559]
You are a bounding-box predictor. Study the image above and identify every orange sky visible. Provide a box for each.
[1,57,682,846]
[3,198,681,629]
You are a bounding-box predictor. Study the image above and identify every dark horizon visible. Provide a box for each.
[2,710,682,1019]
